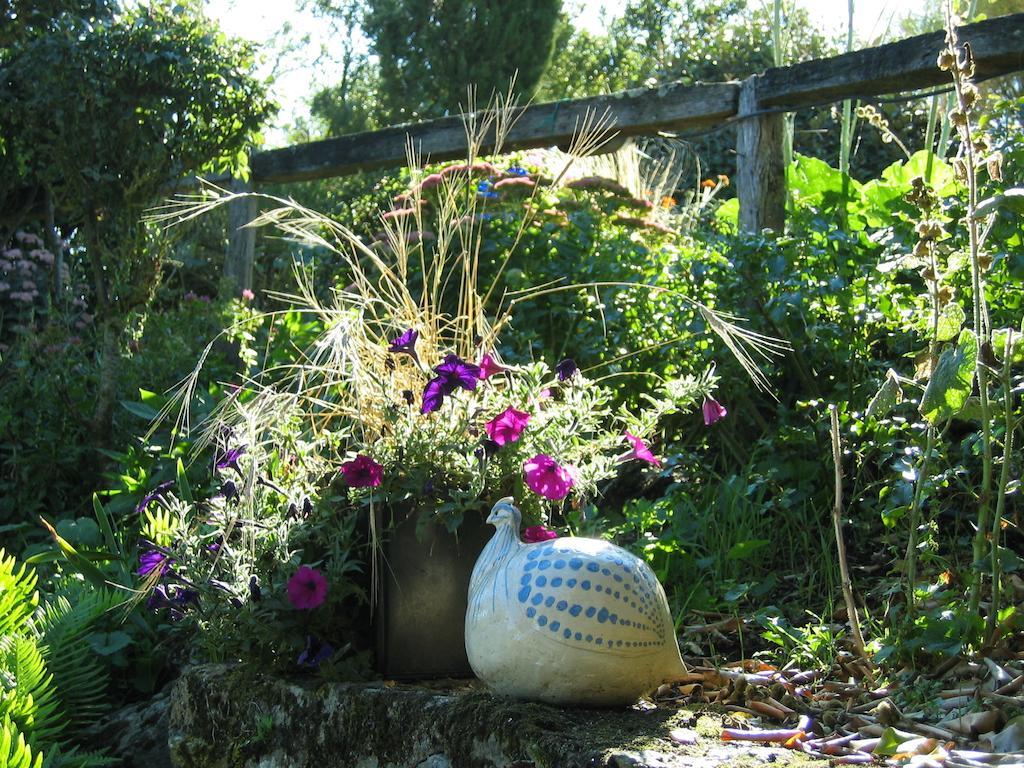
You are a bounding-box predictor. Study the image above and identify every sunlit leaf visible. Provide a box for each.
[920,329,977,423]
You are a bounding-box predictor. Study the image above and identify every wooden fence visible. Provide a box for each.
[225,14,1024,289]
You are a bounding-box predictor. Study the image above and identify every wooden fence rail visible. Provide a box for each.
[225,14,1024,288]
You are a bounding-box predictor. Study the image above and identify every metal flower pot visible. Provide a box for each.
[374,507,491,679]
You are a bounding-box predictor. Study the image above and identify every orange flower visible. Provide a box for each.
[660,196,676,208]
[700,179,716,189]
[717,174,730,187]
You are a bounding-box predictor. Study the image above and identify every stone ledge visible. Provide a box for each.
[169,664,826,768]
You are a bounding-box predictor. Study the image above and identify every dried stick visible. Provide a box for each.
[830,406,870,665]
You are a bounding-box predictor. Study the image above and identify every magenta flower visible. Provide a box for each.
[556,358,578,381]
[477,353,507,379]
[341,454,384,487]
[523,525,559,543]
[421,355,481,414]
[287,566,328,610]
[622,434,661,467]
[524,454,574,500]
[703,398,728,426]
[484,407,530,446]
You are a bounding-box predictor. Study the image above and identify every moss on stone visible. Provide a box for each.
[169,665,828,768]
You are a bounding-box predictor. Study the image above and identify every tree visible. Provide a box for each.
[360,0,562,122]
[0,0,276,437]
[0,0,114,47]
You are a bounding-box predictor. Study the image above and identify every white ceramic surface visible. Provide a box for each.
[466,498,687,706]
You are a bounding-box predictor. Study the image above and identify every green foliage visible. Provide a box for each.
[0,719,42,768]
[0,550,116,767]
[0,294,248,531]
[0,0,275,437]
[359,0,561,121]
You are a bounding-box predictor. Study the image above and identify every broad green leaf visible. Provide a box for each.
[935,303,965,342]
[120,400,159,421]
[920,329,977,423]
[87,631,133,656]
[975,188,1024,219]
[993,327,1024,364]
[726,539,770,561]
[866,369,903,418]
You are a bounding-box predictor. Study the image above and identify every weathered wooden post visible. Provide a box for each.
[736,75,786,234]
[225,177,256,293]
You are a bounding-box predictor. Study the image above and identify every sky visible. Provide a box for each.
[203,0,931,146]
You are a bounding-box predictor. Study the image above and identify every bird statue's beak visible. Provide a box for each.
[486,496,515,525]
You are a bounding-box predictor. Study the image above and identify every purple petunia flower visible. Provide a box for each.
[556,358,578,381]
[297,635,334,668]
[484,407,531,446]
[147,584,198,619]
[287,566,328,610]
[216,445,246,474]
[137,548,172,577]
[523,454,575,500]
[421,355,481,414]
[136,481,174,514]
[702,398,728,426]
[388,329,419,364]
[523,525,559,543]
[340,454,384,488]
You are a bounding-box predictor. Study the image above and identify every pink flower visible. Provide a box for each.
[241,288,255,302]
[524,454,574,500]
[341,454,383,487]
[622,434,661,467]
[703,398,728,425]
[523,525,559,543]
[287,566,328,610]
[484,407,530,446]
[477,353,508,379]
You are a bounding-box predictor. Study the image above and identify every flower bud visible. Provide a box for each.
[978,254,993,272]
[937,286,953,305]
[948,108,967,127]
[937,49,956,70]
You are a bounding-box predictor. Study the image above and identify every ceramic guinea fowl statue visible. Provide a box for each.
[466,497,687,707]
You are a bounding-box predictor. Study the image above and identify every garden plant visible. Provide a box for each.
[1,1,1023,766]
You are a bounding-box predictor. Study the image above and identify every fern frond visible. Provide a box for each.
[33,585,121,737]
[0,637,62,747]
[0,717,44,768]
[0,550,38,641]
